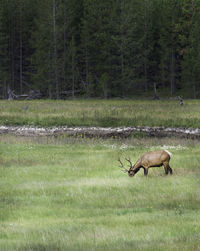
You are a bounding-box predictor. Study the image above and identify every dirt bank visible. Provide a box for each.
[0,125,200,139]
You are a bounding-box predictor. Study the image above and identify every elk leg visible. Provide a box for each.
[163,162,169,175]
[168,165,173,175]
[143,167,148,176]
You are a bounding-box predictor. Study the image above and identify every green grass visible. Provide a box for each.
[0,135,200,250]
[0,99,200,127]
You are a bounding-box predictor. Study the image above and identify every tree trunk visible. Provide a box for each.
[144,0,148,92]
[9,2,15,90]
[63,6,67,90]
[72,66,75,99]
[19,0,23,95]
[71,37,76,99]
[170,48,175,95]
[85,38,89,97]
[121,53,125,97]
[193,83,196,99]
[161,61,165,89]
[120,0,125,97]
[53,0,59,99]
[3,80,7,99]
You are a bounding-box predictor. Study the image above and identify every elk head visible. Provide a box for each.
[118,157,135,177]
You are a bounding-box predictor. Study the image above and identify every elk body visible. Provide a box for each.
[119,150,173,176]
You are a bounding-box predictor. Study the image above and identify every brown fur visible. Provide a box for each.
[127,150,173,176]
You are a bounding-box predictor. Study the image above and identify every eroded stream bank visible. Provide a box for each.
[0,126,200,139]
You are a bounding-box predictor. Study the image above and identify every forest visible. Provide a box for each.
[0,0,200,99]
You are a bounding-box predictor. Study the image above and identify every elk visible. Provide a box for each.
[118,150,173,176]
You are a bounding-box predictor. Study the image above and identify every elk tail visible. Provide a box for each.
[164,150,173,158]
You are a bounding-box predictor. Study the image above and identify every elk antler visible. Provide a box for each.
[118,157,129,173]
[125,157,134,168]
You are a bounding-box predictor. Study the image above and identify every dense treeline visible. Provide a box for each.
[0,0,199,99]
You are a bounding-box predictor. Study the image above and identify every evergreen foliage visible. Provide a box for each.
[0,0,199,98]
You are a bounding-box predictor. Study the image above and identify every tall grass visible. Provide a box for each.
[0,99,200,127]
[0,135,200,250]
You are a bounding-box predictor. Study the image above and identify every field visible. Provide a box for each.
[0,135,200,251]
[0,99,200,128]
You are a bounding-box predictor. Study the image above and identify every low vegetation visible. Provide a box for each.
[0,99,200,128]
[0,135,200,250]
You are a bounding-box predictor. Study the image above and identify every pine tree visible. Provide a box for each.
[153,0,183,95]
[0,0,9,98]
[60,0,83,98]
[181,0,200,98]
[81,0,117,97]
[125,0,154,93]
[31,0,59,98]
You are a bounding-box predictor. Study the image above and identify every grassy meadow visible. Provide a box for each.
[0,135,200,250]
[0,99,200,127]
